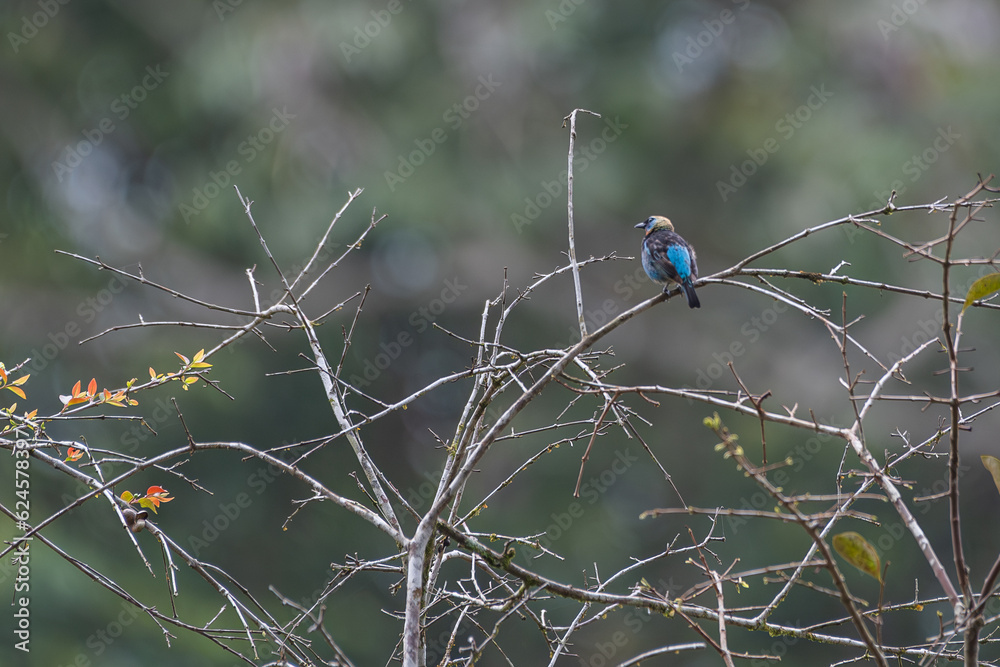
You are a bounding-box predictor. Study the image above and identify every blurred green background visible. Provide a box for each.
[3,0,1000,664]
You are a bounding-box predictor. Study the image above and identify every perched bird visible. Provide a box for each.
[635,215,700,308]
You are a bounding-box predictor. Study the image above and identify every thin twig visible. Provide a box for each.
[561,108,600,339]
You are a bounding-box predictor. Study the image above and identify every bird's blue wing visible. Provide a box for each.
[665,244,692,281]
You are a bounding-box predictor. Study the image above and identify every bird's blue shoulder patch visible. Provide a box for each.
[666,244,691,279]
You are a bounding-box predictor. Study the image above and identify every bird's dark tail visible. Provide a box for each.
[682,279,700,309]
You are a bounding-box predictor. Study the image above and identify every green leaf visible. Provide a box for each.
[982,455,1000,497]
[962,274,1000,312]
[832,531,881,581]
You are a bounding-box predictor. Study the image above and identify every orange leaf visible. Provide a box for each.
[0,366,7,383]
[87,378,97,396]
[146,487,173,510]
[11,375,29,386]
[65,447,84,462]
[175,352,190,364]
[71,380,82,396]
[149,367,157,379]
[105,390,129,407]
[6,386,26,400]
[146,486,173,507]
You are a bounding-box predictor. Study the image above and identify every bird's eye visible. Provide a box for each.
[646,217,655,225]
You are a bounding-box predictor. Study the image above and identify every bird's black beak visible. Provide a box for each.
[634,221,646,229]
